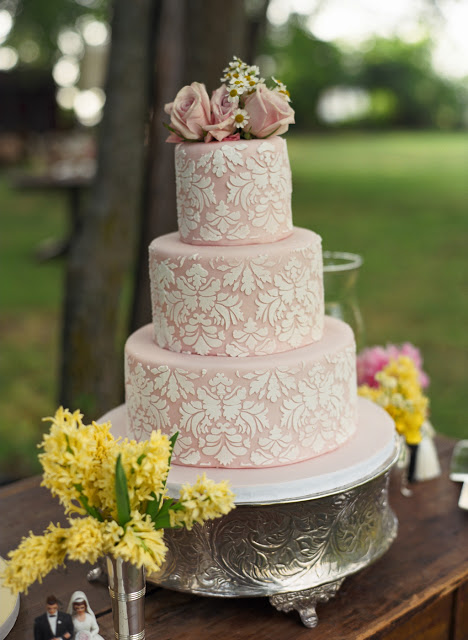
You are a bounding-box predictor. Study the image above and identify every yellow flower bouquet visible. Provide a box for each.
[358,355,429,445]
[2,407,235,594]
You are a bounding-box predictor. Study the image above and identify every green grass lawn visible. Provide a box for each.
[1,131,467,479]
[290,131,468,442]
[1,179,66,479]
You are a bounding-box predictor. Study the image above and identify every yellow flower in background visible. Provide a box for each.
[171,473,235,530]
[2,523,67,594]
[112,512,168,574]
[358,355,429,445]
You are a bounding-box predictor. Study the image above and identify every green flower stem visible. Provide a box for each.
[115,454,131,527]
[74,485,104,521]
[146,433,178,523]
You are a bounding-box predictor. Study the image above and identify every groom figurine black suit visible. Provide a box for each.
[33,595,74,640]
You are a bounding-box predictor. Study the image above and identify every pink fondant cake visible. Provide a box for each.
[123,136,362,468]
[175,137,293,245]
[125,317,356,468]
[149,228,324,356]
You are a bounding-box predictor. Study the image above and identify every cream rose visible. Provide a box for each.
[164,82,211,141]
[204,86,237,142]
[244,84,295,138]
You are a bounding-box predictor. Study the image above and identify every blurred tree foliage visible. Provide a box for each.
[4,0,109,69]
[352,37,465,129]
[264,14,466,130]
[263,15,345,129]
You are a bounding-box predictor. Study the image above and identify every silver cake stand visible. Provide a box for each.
[101,399,399,628]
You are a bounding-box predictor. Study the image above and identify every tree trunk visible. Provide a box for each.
[182,0,249,87]
[131,0,254,331]
[130,0,184,331]
[59,0,157,417]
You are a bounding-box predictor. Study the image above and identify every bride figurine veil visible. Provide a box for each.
[66,591,96,618]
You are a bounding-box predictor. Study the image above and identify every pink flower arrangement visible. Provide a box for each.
[164,56,294,143]
[357,343,430,389]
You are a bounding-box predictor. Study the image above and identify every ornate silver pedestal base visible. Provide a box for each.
[270,579,344,628]
[149,465,397,627]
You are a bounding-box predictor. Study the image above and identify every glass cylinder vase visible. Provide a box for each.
[106,555,146,640]
[323,251,365,351]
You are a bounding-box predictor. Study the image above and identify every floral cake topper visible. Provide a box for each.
[164,56,295,143]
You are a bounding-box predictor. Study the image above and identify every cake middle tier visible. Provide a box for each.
[149,227,324,357]
[125,316,357,469]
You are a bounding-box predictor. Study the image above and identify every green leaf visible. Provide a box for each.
[168,432,178,465]
[145,490,160,521]
[152,498,177,529]
[81,496,104,522]
[261,126,281,139]
[65,434,73,454]
[162,122,200,143]
[146,432,179,521]
[73,484,103,521]
[115,454,131,527]
[159,431,178,495]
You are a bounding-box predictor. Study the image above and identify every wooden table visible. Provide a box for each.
[1,437,467,639]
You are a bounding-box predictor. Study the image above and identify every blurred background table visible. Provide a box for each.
[1,436,467,640]
[10,170,92,260]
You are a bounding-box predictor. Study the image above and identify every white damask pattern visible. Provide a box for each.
[175,139,293,244]
[149,244,323,357]
[124,343,356,468]
[226,141,292,234]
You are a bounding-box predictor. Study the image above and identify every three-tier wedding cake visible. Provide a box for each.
[105,57,396,500]
[124,135,359,469]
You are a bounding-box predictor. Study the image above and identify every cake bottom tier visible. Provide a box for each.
[124,316,357,468]
[103,397,396,503]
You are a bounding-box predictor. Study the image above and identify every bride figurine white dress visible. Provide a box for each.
[66,591,105,640]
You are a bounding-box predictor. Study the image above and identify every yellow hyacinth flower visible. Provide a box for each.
[2,408,235,595]
[170,473,235,530]
[66,517,107,565]
[358,356,429,444]
[2,523,67,594]
[111,512,168,574]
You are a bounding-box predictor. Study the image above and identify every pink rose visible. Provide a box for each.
[244,84,295,138]
[204,85,237,142]
[164,82,211,142]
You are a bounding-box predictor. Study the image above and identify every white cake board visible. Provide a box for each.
[0,558,20,640]
[101,397,398,505]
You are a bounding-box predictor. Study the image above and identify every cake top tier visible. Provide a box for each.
[175,136,293,246]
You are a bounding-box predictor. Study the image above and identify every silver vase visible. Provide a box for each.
[106,555,146,640]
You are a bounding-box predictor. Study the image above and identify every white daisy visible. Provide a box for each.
[233,108,249,128]
[226,86,243,103]
[272,76,291,101]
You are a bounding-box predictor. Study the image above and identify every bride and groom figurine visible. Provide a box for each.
[34,592,104,640]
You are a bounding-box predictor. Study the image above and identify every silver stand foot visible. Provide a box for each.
[269,578,345,628]
[86,557,108,583]
[86,566,103,582]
